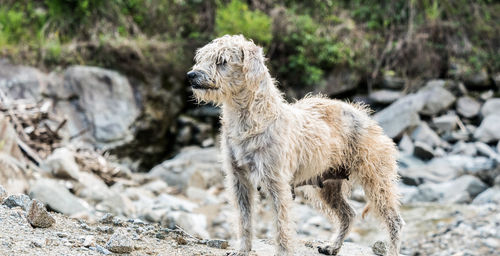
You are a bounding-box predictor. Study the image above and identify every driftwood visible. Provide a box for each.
[0,88,66,161]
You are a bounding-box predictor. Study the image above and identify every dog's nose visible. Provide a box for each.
[186,71,198,80]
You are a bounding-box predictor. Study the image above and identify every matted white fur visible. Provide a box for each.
[188,35,403,256]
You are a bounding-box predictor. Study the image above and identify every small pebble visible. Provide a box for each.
[99,213,114,224]
[105,229,134,253]
[372,241,387,256]
[206,239,229,249]
[27,199,55,228]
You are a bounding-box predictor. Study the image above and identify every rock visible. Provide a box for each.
[398,183,419,205]
[382,73,405,89]
[411,122,442,147]
[82,235,96,247]
[186,187,218,205]
[399,157,461,185]
[373,93,425,138]
[472,187,500,205]
[91,245,112,255]
[475,142,500,160]
[474,115,500,143]
[432,113,458,134]
[206,239,229,249]
[153,194,197,212]
[29,178,89,216]
[140,179,169,196]
[148,146,223,192]
[369,90,403,104]
[3,194,31,210]
[162,211,209,239]
[465,69,490,88]
[0,61,46,101]
[27,199,55,228]
[398,133,413,154]
[456,96,481,118]
[42,147,81,180]
[480,90,494,101]
[95,192,135,217]
[105,229,134,253]
[451,141,477,156]
[74,172,114,203]
[54,66,139,149]
[397,154,426,169]
[99,213,115,224]
[372,241,387,256]
[0,185,6,202]
[414,175,487,203]
[413,141,435,160]
[318,68,361,96]
[419,80,456,116]
[480,98,500,117]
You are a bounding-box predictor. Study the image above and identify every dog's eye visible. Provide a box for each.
[216,59,227,66]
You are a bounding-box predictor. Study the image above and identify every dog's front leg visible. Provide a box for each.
[267,175,295,256]
[227,171,254,256]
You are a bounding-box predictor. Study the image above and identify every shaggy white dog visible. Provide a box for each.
[187,35,403,256]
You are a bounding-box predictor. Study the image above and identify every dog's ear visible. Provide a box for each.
[242,45,265,88]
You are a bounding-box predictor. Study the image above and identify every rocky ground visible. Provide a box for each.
[1,61,500,255]
[0,188,376,256]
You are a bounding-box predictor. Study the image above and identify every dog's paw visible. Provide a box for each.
[317,245,340,255]
[225,251,249,256]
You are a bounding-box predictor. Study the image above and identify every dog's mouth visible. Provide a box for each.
[191,83,218,90]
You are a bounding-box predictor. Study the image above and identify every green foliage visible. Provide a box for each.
[215,0,272,45]
[275,11,353,87]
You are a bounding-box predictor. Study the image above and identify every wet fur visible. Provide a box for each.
[189,35,404,256]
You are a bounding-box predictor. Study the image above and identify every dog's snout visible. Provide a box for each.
[186,71,198,80]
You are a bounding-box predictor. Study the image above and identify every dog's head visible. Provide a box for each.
[187,35,267,105]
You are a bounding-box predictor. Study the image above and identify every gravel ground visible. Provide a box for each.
[0,204,374,256]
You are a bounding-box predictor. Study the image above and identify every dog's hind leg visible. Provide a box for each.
[316,180,355,256]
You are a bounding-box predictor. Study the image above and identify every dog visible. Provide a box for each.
[187,35,403,256]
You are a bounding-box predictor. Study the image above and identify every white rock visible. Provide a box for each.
[43,147,81,180]
[474,115,500,143]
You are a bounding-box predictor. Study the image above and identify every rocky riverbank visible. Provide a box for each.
[1,61,500,255]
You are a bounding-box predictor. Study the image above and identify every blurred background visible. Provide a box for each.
[0,0,499,255]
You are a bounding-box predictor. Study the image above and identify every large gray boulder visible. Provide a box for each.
[411,122,442,147]
[53,66,139,149]
[374,93,425,138]
[456,96,481,118]
[42,147,81,180]
[413,175,487,203]
[432,113,458,134]
[474,115,500,143]
[0,60,47,101]
[472,187,500,205]
[369,90,402,104]
[480,98,500,117]
[29,178,89,216]
[148,147,223,193]
[418,80,456,116]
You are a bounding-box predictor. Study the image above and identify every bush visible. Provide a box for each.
[215,0,272,46]
[273,11,353,88]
